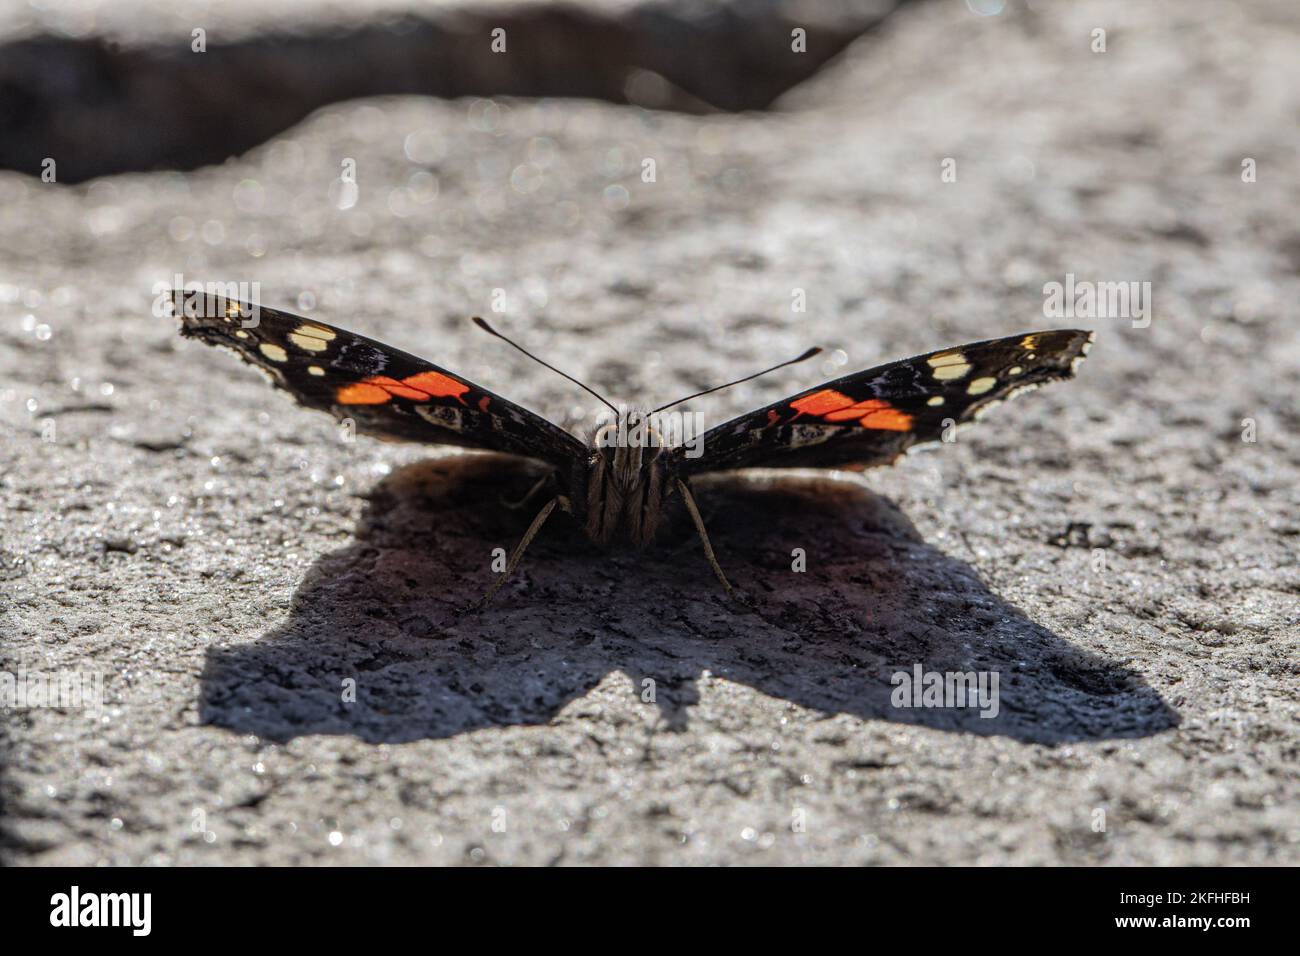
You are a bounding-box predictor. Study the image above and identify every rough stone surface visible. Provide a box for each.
[1,0,1297,865]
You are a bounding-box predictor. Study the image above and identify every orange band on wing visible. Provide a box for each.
[336,381,394,404]
[790,390,912,431]
[790,389,856,417]
[336,371,471,405]
[403,371,471,403]
[851,399,913,431]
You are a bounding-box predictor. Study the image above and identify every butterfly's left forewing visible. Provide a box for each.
[170,291,585,466]
[679,329,1093,475]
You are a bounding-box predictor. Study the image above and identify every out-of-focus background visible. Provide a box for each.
[0,0,1296,865]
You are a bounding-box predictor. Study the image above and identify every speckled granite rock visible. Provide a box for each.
[0,0,1296,865]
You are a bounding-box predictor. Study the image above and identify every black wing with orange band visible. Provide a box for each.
[170,292,586,466]
[678,329,1093,475]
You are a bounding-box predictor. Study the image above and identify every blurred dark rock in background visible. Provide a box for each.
[0,0,899,182]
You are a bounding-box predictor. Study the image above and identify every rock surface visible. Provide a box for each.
[1,0,1297,865]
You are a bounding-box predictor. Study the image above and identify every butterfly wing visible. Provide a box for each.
[170,291,586,466]
[678,329,1093,475]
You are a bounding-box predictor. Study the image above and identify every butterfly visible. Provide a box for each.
[169,290,1092,606]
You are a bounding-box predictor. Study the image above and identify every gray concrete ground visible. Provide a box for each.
[1,0,1297,865]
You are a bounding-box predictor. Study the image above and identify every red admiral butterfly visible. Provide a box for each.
[170,291,1091,606]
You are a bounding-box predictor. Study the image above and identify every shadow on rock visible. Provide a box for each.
[200,455,1179,744]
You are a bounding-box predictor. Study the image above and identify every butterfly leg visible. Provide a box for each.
[472,496,562,609]
[501,471,552,510]
[674,479,737,601]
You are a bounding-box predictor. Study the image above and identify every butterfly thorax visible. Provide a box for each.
[581,408,676,547]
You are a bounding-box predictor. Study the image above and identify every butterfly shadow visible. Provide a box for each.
[199,455,1179,745]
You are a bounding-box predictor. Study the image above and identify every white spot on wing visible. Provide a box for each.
[289,331,330,352]
[927,351,971,381]
[288,324,336,352]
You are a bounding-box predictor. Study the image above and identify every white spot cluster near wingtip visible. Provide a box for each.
[1070,333,1095,372]
[308,365,325,376]
[259,343,289,362]
[927,351,972,381]
[1008,365,1023,376]
[288,324,336,353]
[927,396,944,406]
[234,330,250,339]
[967,376,998,395]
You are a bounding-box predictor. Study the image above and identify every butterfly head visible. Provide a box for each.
[590,406,670,486]
[581,406,674,546]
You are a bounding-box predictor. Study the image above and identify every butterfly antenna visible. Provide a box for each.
[472,316,618,415]
[651,346,823,414]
